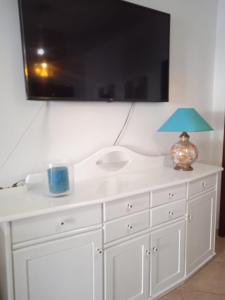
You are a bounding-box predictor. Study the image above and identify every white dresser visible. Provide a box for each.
[0,147,222,300]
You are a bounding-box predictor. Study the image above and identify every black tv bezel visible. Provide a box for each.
[18,0,171,102]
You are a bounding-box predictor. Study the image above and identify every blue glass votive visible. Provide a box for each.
[47,166,69,195]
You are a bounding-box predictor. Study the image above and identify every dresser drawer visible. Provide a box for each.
[104,211,149,243]
[150,199,186,227]
[188,174,217,198]
[104,193,149,221]
[11,205,102,244]
[151,184,186,207]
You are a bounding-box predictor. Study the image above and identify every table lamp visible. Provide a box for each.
[158,108,213,171]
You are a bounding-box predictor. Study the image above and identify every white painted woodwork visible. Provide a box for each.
[150,184,186,207]
[188,174,216,198]
[150,221,185,297]
[0,147,222,300]
[104,210,149,244]
[0,223,14,300]
[104,234,150,300]
[186,191,215,275]
[150,199,186,227]
[11,204,101,244]
[13,229,103,300]
[103,192,149,221]
[73,146,165,182]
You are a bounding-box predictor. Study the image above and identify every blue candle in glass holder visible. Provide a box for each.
[47,166,69,195]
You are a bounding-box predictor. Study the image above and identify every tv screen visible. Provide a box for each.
[18,0,170,102]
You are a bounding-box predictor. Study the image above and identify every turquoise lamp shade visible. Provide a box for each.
[158,108,213,132]
[158,108,213,171]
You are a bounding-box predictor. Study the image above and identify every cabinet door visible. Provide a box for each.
[13,230,103,300]
[151,221,185,297]
[186,191,215,275]
[105,235,150,300]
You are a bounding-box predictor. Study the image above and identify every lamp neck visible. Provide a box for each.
[179,132,190,142]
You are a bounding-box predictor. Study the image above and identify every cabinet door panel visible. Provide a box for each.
[105,235,149,300]
[13,230,103,300]
[186,191,215,275]
[151,221,185,297]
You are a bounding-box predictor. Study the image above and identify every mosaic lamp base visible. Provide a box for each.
[170,132,198,171]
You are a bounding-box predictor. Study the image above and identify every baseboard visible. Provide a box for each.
[185,253,215,280]
[151,277,185,300]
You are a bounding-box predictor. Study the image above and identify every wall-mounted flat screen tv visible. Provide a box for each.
[18,0,170,102]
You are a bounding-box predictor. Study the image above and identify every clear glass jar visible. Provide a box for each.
[45,161,73,197]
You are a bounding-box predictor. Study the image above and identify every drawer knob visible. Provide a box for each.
[169,193,175,199]
[202,181,207,189]
[97,248,102,255]
[145,249,151,256]
[59,217,75,227]
[168,210,174,216]
[152,246,158,253]
[188,214,193,222]
[127,203,133,209]
[127,224,133,230]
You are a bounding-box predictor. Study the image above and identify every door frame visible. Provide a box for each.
[219,120,225,236]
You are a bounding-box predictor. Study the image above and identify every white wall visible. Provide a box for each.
[211,0,225,227]
[0,0,220,186]
[212,0,225,165]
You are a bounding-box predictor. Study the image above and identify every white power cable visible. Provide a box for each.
[0,103,45,172]
[113,102,135,146]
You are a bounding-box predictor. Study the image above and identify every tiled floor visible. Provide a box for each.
[159,237,225,300]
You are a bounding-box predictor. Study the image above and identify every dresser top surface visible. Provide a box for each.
[0,161,222,223]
